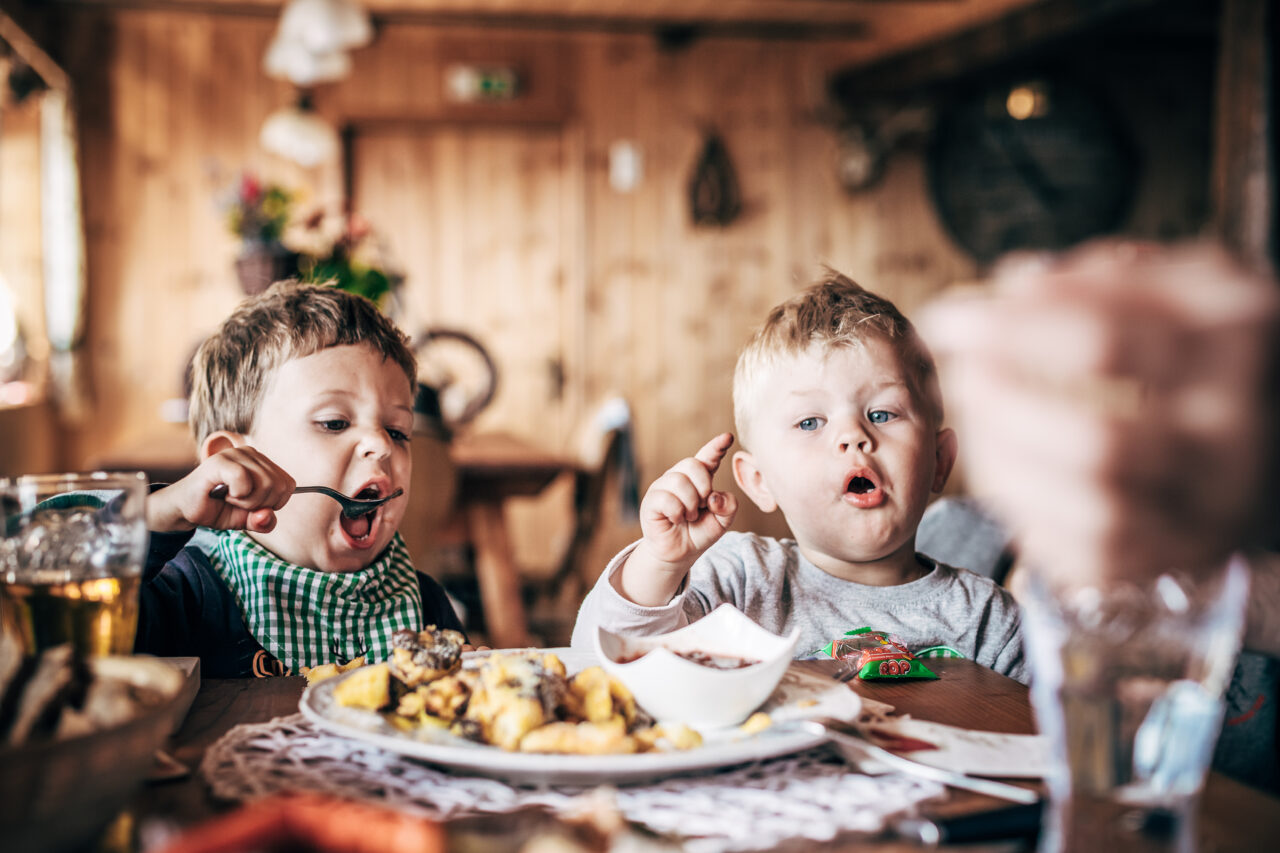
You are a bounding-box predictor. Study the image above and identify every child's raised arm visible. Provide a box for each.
[145,446,295,534]
[611,432,738,606]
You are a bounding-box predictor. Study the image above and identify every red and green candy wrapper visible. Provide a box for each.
[823,627,938,680]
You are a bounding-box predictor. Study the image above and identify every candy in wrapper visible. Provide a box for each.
[829,627,937,680]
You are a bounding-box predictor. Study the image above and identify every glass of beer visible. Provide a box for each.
[0,471,149,658]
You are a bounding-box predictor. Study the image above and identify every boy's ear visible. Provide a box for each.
[932,427,958,493]
[732,450,778,513]
[199,430,247,462]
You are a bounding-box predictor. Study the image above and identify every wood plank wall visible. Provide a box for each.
[0,86,58,475]
[37,7,1209,571]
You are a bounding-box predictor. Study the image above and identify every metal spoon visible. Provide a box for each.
[208,483,404,519]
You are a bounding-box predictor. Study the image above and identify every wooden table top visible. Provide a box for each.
[449,431,569,473]
[128,657,1280,852]
[450,431,573,499]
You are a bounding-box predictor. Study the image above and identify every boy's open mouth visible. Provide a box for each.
[340,511,375,543]
[338,484,386,546]
[848,476,876,494]
[843,469,886,508]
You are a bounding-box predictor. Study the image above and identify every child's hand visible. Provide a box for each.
[146,447,295,534]
[613,433,738,607]
[639,432,739,568]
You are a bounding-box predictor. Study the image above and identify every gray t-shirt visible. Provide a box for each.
[571,531,1027,683]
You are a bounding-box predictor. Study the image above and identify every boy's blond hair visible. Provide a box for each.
[188,281,417,444]
[733,270,943,448]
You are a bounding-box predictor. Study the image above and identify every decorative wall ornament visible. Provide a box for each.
[688,131,741,227]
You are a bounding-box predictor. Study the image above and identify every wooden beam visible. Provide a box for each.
[51,0,871,40]
[0,7,70,93]
[830,0,1170,103]
[1212,0,1275,276]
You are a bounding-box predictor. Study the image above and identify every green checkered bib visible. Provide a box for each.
[205,529,423,672]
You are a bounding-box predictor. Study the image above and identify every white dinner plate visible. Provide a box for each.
[299,648,860,786]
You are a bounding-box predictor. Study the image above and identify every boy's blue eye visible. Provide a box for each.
[868,410,895,424]
[319,419,349,432]
[797,417,823,431]
[388,428,410,443]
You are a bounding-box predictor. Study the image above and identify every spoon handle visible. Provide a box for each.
[207,484,336,500]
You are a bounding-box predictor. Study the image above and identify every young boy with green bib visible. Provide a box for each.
[136,282,463,677]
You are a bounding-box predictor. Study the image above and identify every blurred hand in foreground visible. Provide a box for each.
[920,240,1280,588]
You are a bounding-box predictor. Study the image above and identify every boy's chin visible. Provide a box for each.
[313,550,383,573]
[254,531,389,574]
[323,536,394,572]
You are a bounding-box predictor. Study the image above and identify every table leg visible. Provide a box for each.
[464,499,532,648]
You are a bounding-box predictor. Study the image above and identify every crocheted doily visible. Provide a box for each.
[202,714,944,852]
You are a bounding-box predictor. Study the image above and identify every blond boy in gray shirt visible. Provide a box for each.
[572,272,1025,682]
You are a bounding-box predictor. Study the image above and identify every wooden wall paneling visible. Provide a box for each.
[632,38,683,485]
[362,130,427,326]
[352,121,587,570]
[570,34,655,570]
[576,34,647,441]
[70,9,322,468]
[0,83,57,475]
[81,12,156,457]
[66,10,119,466]
[108,13,189,456]
[0,96,44,363]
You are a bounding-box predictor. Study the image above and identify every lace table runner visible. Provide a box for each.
[202,714,944,852]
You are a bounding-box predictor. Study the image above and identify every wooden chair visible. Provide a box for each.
[519,398,638,646]
[399,407,460,578]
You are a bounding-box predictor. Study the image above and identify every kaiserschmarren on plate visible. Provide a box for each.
[329,632,703,755]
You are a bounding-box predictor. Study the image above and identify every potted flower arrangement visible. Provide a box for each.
[295,209,398,308]
[226,173,300,295]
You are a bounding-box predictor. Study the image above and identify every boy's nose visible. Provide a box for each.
[358,430,393,459]
[838,423,874,454]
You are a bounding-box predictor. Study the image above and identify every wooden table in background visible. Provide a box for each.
[129,657,1280,852]
[449,432,574,649]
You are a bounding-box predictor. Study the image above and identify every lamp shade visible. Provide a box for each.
[264,36,352,86]
[260,102,340,167]
[277,0,372,55]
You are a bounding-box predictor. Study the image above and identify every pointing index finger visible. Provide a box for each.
[693,432,735,472]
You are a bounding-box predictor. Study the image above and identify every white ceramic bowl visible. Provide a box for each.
[595,605,800,728]
[1,655,187,853]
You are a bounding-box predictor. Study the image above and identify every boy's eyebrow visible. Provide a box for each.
[307,390,415,415]
[785,378,909,399]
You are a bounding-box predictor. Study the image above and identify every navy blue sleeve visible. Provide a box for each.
[134,530,264,677]
[135,530,201,657]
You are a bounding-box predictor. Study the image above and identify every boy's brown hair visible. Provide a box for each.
[188,281,417,444]
[732,270,943,448]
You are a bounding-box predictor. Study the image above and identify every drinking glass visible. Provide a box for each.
[0,471,149,658]
[1020,557,1249,853]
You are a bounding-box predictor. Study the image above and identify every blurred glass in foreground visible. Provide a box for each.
[1022,559,1247,853]
[920,240,1280,853]
[0,471,148,657]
